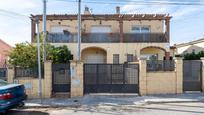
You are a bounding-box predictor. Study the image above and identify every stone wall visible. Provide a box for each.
[139,58,183,95]
[7,61,52,99]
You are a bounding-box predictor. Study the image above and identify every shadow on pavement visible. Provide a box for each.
[4,110,49,115]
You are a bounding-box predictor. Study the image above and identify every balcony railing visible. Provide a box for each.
[47,33,167,43]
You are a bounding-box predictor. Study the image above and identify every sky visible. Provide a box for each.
[0,0,204,46]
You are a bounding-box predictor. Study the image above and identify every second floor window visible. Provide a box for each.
[91,25,111,33]
[132,26,150,33]
[51,25,69,33]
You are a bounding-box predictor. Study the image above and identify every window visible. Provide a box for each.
[91,26,111,33]
[127,54,134,62]
[132,26,150,33]
[51,25,69,33]
[113,54,119,64]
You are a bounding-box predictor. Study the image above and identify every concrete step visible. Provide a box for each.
[53,92,70,98]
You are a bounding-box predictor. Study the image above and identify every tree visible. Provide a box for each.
[183,51,204,60]
[9,42,73,68]
[9,43,39,68]
[47,45,73,64]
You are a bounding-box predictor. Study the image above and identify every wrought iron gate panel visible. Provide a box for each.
[84,64,139,93]
[183,60,202,91]
[52,64,70,93]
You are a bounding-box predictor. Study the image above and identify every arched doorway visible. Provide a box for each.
[82,47,107,63]
[140,46,166,60]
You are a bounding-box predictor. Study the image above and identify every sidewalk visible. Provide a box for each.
[25,93,204,107]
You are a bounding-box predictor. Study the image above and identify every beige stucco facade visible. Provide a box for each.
[51,43,169,63]
[39,20,164,33]
[29,12,173,63]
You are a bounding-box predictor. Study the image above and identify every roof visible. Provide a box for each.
[0,39,12,49]
[31,14,172,21]
[174,38,204,48]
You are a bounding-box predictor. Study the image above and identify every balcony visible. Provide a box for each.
[47,33,168,43]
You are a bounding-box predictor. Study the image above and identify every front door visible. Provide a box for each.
[52,64,70,93]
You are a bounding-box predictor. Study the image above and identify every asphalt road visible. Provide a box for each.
[5,102,204,115]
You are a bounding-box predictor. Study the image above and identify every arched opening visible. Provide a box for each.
[140,47,166,60]
[82,47,107,63]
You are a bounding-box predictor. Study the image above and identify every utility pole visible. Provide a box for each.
[42,0,47,62]
[35,17,42,103]
[77,0,81,61]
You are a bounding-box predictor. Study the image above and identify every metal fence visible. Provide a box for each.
[146,60,175,72]
[0,68,7,78]
[15,67,44,78]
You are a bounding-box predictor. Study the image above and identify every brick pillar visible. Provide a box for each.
[139,59,147,96]
[200,57,204,92]
[165,52,170,60]
[70,60,84,98]
[31,19,36,42]
[7,65,15,83]
[165,19,170,42]
[43,60,52,98]
[119,20,123,42]
[175,57,183,94]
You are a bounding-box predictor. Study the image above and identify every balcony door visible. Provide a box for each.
[91,26,111,33]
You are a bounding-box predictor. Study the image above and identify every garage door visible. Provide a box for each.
[84,54,106,63]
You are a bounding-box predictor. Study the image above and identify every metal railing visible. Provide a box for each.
[146,60,175,72]
[47,33,167,43]
[15,67,44,78]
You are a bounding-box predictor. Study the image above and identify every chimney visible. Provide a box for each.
[116,6,120,14]
[84,6,91,15]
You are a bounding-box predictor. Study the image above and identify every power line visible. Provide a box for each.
[0,9,29,19]
[53,0,204,6]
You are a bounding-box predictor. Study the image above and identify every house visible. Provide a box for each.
[31,6,172,63]
[0,39,12,67]
[174,38,204,54]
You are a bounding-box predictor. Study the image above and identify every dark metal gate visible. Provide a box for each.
[84,64,139,93]
[52,64,70,93]
[183,60,202,91]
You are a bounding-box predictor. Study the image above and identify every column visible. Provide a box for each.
[165,52,170,60]
[165,19,170,42]
[7,65,15,83]
[119,20,123,42]
[175,57,183,94]
[31,19,36,42]
[139,59,147,96]
[43,60,52,98]
[200,57,204,92]
[70,60,84,98]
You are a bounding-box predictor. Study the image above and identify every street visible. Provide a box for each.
[6,102,204,115]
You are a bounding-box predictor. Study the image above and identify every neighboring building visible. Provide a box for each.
[174,38,204,54]
[0,39,12,67]
[31,7,172,63]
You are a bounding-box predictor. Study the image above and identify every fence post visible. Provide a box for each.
[43,60,52,98]
[7,65,15,83]
[70,60,84,98]
[175,57,183,94]
[139,59,147,96]
[200,57,204,92]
